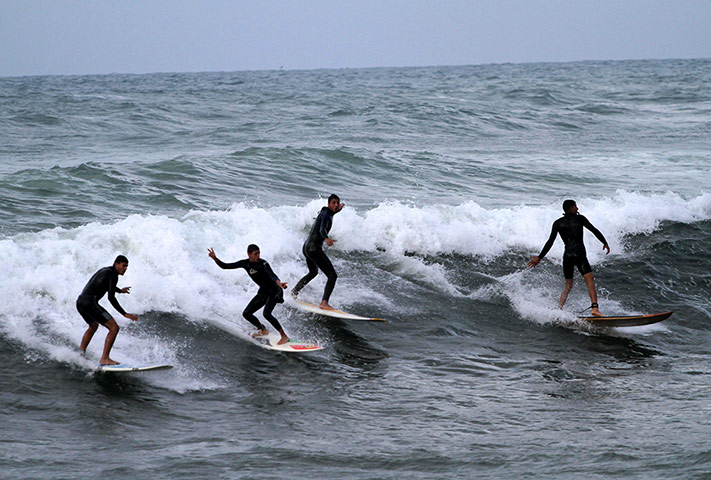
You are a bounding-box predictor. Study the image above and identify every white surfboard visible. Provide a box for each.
[290,297,385,322]
[207,316,322,352]
[96,364,173,373]
[252,333,323,352]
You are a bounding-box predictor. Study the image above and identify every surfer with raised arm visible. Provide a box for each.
[291,194,345,310]
[528,200,610,316]
[208,244,290,345]
[77,255,138,365]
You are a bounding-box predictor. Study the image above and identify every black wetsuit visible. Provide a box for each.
[215,258,284,331]
[292,206,338,302]
[538,212,608,279]
[76,266,126,325]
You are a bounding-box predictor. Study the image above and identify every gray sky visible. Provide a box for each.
[2,0,710,77]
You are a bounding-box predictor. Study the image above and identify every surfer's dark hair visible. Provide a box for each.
[562,199,576,212]
[114,255,129,265]
[328,194,340,203]
[247,244,260,254]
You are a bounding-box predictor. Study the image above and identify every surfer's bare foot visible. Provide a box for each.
[252,328,268,338]
[277,334,290,345]
[100,358,120,365]
[591,307,604,317]
[319,301,335,310]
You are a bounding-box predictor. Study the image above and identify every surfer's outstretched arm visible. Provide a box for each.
[529,224,558,267]
[538,224,558,259]
[581,217,610,254]
[208,247,243,270]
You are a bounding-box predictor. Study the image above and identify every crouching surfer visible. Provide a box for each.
[77,255,138,365]
[208,245,290,345]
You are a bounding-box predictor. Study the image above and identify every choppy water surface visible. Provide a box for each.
[1,60,710,479]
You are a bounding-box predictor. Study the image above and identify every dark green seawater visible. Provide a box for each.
[1,60,710,479]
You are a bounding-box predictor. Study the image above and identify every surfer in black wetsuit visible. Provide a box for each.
[528,200,610,316]
[291,194,345,310]
[208,244,290,345]
[77,255,138,365]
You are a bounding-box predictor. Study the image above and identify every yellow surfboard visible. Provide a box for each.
[580,311,672,327]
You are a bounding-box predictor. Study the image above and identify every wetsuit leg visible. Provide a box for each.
[562,256,576,280]
[76,296,112,325]
[576,257,593,276]
[311,248,338,302]
[262,290,284,331]
[242,294,268,330]
[292,244,320,295]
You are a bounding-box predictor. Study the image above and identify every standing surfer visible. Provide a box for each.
[208,244,290,345]
[77,255,138,365]
[528,200,610,316]
[291,194,345,310]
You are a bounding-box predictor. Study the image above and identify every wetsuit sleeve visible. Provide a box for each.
[581,216,608,246]
[262,261,279,283]
[106,274,127,316]
[214,258,247,270]
[538,222,559,259]
[318,212,332,240]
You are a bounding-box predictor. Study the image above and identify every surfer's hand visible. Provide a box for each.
[125,313,138,321]
[325,238,335,247]
[277,281,287,289]
[119,287,131,294]
[603,244,610,255]
[207,247,217,260]
[528,256,540,268]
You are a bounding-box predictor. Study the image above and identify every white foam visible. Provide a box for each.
[0,191,705,375]
[339,191,711,261]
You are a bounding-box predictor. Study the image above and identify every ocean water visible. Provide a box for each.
[1,59,710,479]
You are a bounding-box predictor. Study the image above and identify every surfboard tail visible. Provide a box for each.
[580,311,672,327]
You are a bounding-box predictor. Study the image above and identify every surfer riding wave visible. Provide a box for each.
[528,200,610,316]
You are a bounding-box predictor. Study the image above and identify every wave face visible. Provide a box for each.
[1,60,711,479]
